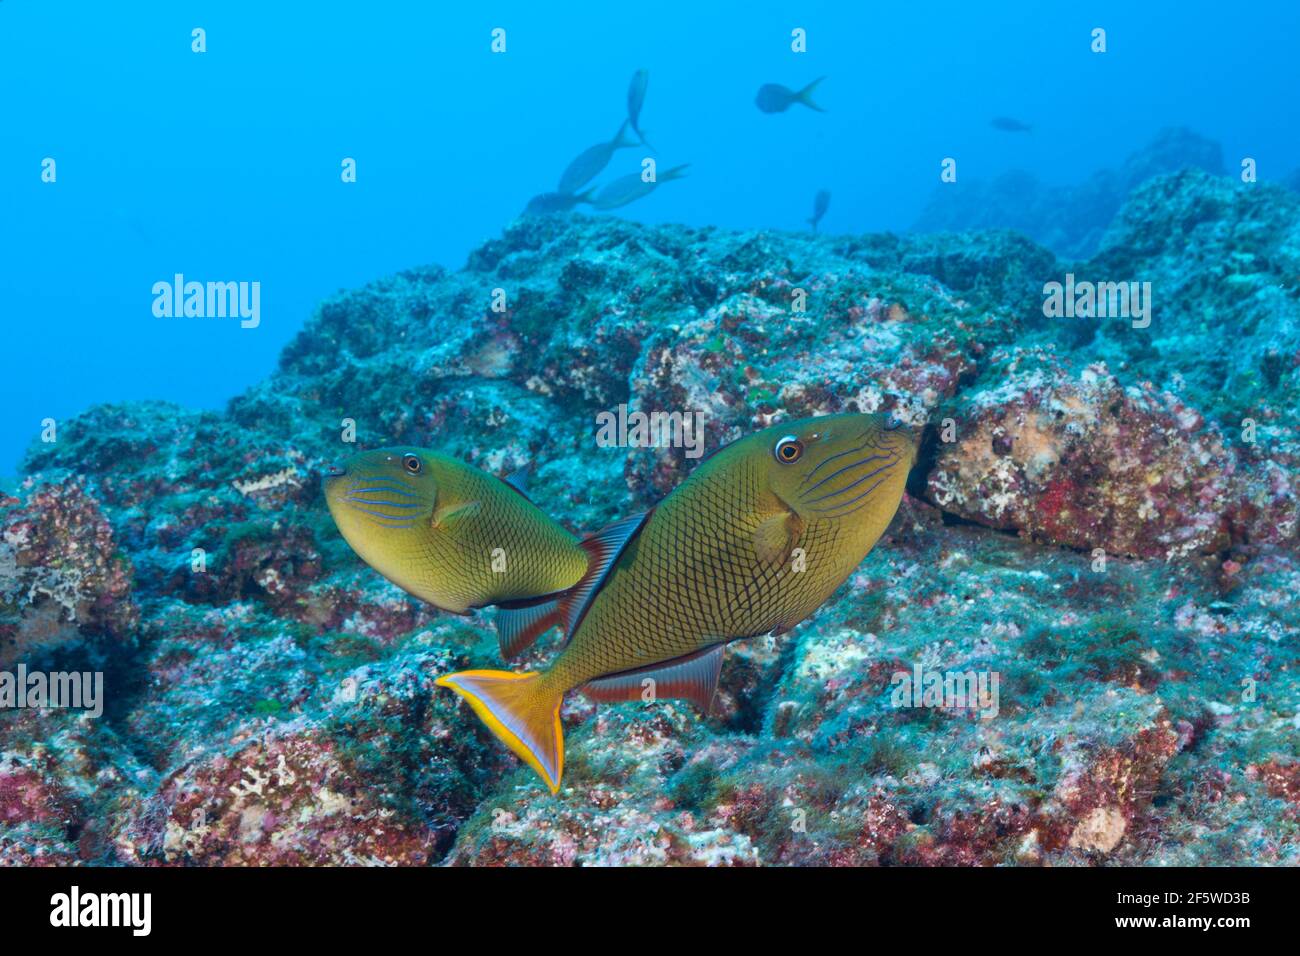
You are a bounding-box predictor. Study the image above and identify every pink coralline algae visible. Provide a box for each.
[0,479,139,667]
[927,352,1248,558]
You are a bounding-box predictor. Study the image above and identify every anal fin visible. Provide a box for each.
[581,644,725,714]
[494,600,560,658]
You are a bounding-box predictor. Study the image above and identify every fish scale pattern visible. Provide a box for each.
[544,435,900,694]
[369,462,587,611]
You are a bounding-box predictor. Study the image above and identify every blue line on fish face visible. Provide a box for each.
[344,497,424,509]
[804,459,897,505]
[346,484,419,498]
[797,435,872,491]
[800,453,892,499]
[342,503,420,528]
[339,473,428,526]
[810,473,893,518]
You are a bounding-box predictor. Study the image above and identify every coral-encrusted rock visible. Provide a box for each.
[1084,170,1300,437]
[133,729,440,866]
[622,286,990,501]
[1046,721,1183,857]
[445,702,762,866]
[0,479,139,666]
[1249,760,1300,820]
[0,750,88,866]
[927,351,1237,558]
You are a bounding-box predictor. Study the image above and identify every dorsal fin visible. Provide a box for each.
[581,644,725,714]
[504,463,532,495]
[554,511,650,642]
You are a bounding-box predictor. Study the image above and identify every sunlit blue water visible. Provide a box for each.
[2,0,1297,479]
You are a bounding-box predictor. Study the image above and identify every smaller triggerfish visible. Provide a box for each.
[557,121,638,196]
[437,413,918,793]
[590,164,688,211]
[522,189,595,217]
[990,116,1032,132]
[755,77,826,113]
[808,189,831,232]
[626,68,653,150]
[324,449,589,656]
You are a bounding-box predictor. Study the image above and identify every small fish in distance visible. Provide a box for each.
[990,116,1032,132]
[627,68,654,150]
[590,164,688,211]
[755,77,826,113]
[808,189,830,231]
[522,189,595,217]
[557,121,638,195]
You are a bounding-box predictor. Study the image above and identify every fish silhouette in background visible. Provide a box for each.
[590,164,689,210]
[991,116,1033,132]
[808,189,831,231]
[755,77,826,113]
[626,68,654,150]
[521,189,595,217]
[557,121,638,195]
[437,413,918,792]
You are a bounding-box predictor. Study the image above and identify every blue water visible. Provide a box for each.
[3,0,1297,479]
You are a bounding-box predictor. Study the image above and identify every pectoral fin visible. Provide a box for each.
[432,500,482,531]
[753,501,803,565]
[581,644,725,714]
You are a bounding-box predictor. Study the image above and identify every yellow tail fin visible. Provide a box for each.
[435,669,565,793]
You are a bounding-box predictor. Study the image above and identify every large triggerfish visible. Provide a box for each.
[324,449,588,645]
[437,413,918,793]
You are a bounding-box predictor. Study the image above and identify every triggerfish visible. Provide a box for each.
[324,449,589,655]
[990,116,1033,133]
[626,68,653,150]
[755,77,826,113]
[808,189,831,232]
[590,164,688,210]
[557,121,638,196]
[522,189,595,217]
[437,413,918,792]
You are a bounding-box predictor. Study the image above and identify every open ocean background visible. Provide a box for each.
[2,0,1298,479]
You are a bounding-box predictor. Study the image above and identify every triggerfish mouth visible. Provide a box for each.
[324,449,589,650]
[436,413,918,793]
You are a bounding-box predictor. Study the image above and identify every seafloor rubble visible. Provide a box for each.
[1,167,1297,866]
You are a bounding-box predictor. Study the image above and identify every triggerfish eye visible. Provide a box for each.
[402,454,422,475]
[773,436,804,464]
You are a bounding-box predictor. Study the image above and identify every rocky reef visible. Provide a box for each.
[2,166,1297,866]
[914,127,1227,261]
